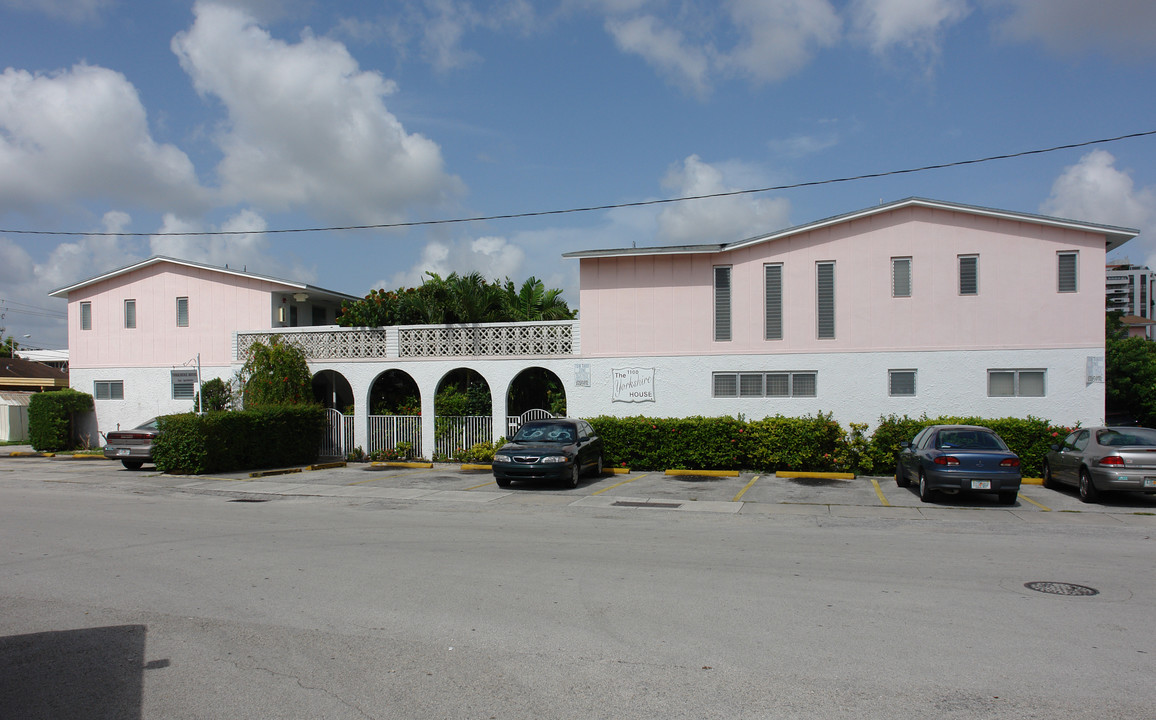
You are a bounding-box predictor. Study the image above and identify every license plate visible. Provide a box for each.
[116,449,130,456]
[970,480,991,490]
[1145,478,1156,488]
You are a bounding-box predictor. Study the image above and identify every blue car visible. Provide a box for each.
[896,424,1021,504]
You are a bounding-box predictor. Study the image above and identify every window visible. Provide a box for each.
[713,372,816,398]
[959,255,978,295]
[124,299,136,329]
[172,379,195,400]
[988,369,1045,397]
[891,257,911,298]
[714,266,731,342]
[1057,252,1078,293]
[764,263,782,340]
[311,306,327,326]
[80,301,92,330]
[889,370,916,396]
[94,380,124,400]
[816,261,835,339]
[176,297,189,327]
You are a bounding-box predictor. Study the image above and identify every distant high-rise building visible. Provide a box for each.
[1106,263,1155,338]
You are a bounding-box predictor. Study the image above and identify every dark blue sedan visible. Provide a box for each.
[896,424,1021,504]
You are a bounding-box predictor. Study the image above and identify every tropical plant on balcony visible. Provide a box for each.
[337,272,575,327]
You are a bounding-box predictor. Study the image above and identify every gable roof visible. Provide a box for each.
[48,256,360,302]
[562,197,1140,259]
[0,357,68,390]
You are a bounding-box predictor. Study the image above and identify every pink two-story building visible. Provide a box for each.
[51,198,1138,458]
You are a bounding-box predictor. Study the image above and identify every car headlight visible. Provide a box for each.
[494,454,511,463]
[539,455,567,464]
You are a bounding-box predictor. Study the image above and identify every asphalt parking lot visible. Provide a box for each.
[6,452,1156,520]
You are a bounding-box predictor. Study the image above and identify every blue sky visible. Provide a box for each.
[2,0,1156,349]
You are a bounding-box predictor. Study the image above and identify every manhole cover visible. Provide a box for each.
[1024,581,1099,596]
[612,500,683,509]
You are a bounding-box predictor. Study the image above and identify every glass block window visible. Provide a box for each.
[714,266,731,342]
[1058,252,1078,293]
[713,373,738,397]
[892,257,911,298]
[765,263,783,340]
[714,372,815,398]
[176,297,189,327]
[765,373,790,397]
[124,299,136,329]
[94,380,124,400]
[739,373,764,397]
[816,262,835,339]
[959,255,978,295]
[989,369,1045,397]
[80,301,92,331]
[889,370,916,396]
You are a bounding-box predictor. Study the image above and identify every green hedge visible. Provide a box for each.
[152,405,328,474]
[28,389,94,452]
[587,413,1073,477]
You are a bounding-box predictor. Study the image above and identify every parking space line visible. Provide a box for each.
[345,469,433,486]
[1017,492,1051,512]
[465,479,496,490]
[870,479,892,507]
[732,475,760,502]
[591,473,650,496]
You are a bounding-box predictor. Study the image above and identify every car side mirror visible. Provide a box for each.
[1050,443,1060,451]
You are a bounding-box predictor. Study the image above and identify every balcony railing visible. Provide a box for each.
[235,320,579,361]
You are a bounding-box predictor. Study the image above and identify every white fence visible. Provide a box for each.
[506,408,555,437]
[434,416,493,459]
[320,409,355,458]
[367,415,423,457]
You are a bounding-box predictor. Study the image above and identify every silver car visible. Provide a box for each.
[103,418,159,470]
[1043,426,1156,503]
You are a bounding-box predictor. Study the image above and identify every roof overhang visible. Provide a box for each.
[562,197,1141,259]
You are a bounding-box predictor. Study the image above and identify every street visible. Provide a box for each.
[1,458,1154,719]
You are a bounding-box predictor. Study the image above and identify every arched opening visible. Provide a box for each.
[367,369,421,458]
[434,368,492,460]
[507,367,566,419]
[312,370,354,413]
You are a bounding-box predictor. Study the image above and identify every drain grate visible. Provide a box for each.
[612,500,683,509]
[229,497,271,503]
[1024,581,1099,596]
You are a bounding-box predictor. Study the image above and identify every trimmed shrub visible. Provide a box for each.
[28,389,94,452]
[153,405,327,474]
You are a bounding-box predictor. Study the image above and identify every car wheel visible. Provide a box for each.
[895,461,910,487]
[998,491,1017,505]
[918,471,935,503]
[495,476,511,488]
[122,460,143,470]
[1042,460,1055,489]
[568,463,580,488]
[1078,469,1100,503]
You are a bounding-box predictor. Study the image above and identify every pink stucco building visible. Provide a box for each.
[51,198,1139,458]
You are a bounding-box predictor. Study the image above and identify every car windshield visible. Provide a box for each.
[136,419,159,431]
[1097,428,1156,447]
[935,429,1006,451]
[513,423,575,443]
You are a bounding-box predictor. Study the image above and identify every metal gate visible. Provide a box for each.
[319,408,349,458]
[506,408,554,437]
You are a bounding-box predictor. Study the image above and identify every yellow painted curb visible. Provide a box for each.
[308,461,347,471]
[609,467,630,474]
[1021,477,1043,485]
[461,463,492,471]
[61,454,109,460]
[777,471,856,480]
[7,451,52,457]
[249,467,304,478]
[665,469,740,477]
[370,461,434,469]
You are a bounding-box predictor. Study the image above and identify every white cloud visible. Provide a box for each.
[991,0,1156,58]
[656,155,791,244]
[0,64,209,216]
[148,209,315,282]
[1041,150,1156,265]
[380,235,526,289]
[719,0,842,83]
[605,15,712,97]
[768,132,841,158]
[171,1,465,225]
[849,0,970,58]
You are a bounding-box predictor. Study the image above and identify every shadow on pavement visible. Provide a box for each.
[0,624,162,720]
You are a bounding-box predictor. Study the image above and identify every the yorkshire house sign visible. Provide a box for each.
[612,367,655,403]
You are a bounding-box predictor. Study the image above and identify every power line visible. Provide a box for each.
[2,129,1154,238]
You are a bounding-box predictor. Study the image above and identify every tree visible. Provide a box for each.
[239,339,314,407]
[0,326,17,358]
[195,377,234,412]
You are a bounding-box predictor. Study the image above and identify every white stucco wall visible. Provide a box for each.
[72,365,234,441]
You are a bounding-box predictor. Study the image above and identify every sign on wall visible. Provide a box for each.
[1086,356,1104,386]
[170,369,198,384]
[612,367,655,403]
[575,364,591,388]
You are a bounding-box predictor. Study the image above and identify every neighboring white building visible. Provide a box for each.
[1106,263,1155,337]
[50,198,1139,457]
